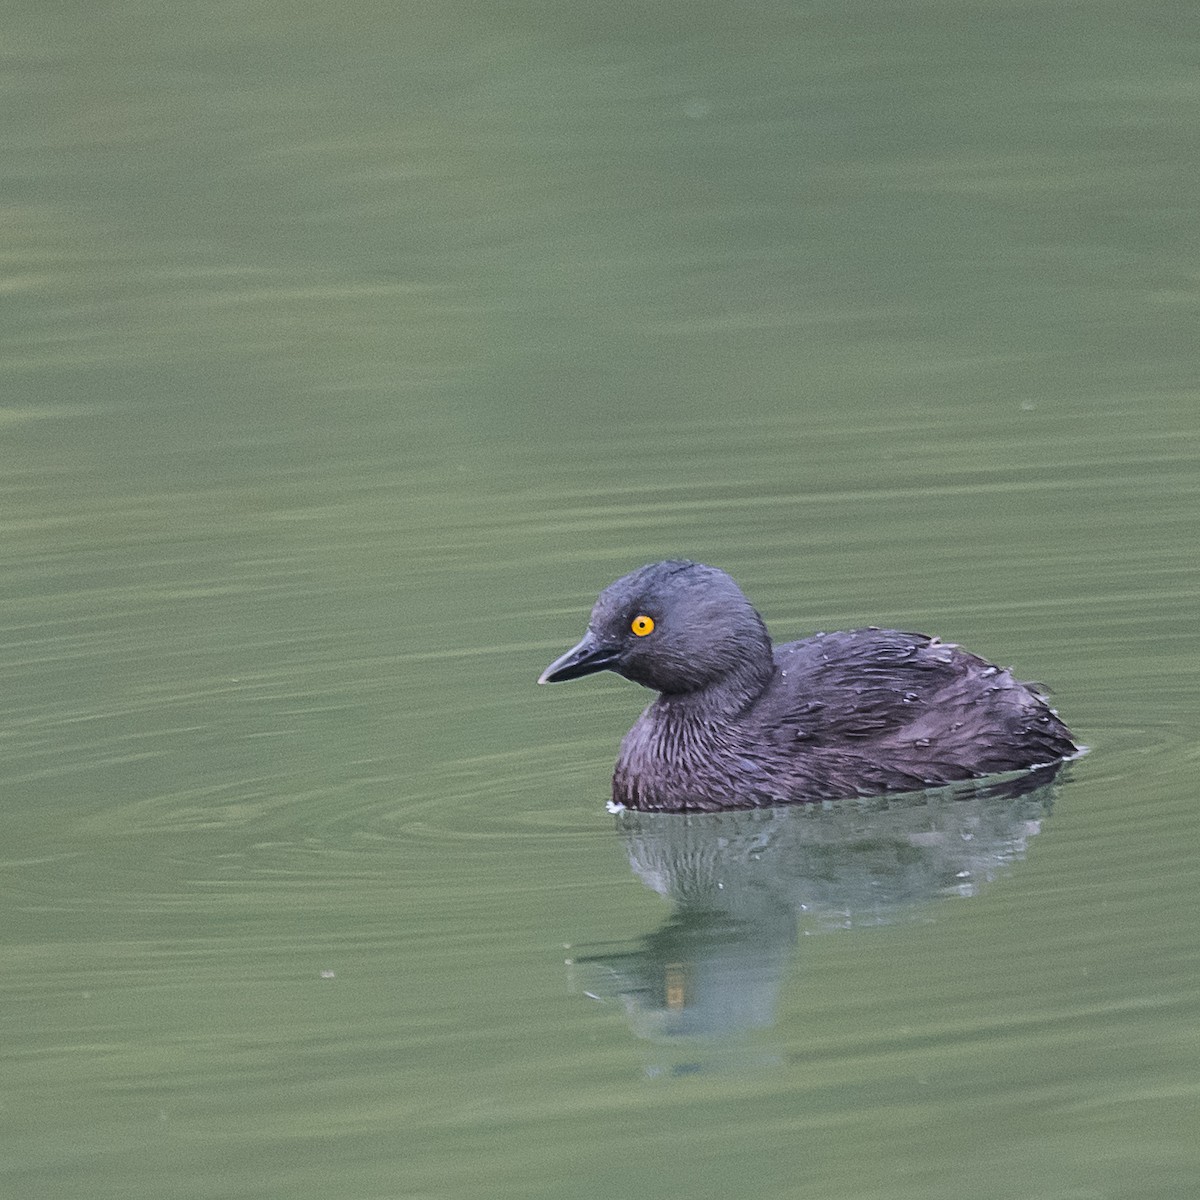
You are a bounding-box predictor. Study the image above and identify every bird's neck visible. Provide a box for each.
[613,658,778,811]
[653,655,775,723]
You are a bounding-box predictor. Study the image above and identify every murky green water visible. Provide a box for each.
[4,3,1199,1197]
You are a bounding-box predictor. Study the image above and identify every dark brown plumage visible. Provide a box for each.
[538,561,1078,812]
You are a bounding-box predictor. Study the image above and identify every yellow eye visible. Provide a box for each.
[630,614,655,637]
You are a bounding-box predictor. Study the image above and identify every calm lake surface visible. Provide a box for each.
[4,3,1199,1197]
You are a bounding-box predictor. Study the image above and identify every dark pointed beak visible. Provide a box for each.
[537,630,621,684]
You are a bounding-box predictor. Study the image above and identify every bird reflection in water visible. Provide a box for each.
[567,764,1068,1070]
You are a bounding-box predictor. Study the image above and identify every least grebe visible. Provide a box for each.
[538,561,1078,812]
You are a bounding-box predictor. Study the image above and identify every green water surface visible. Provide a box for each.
[3,3,1199,1198]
